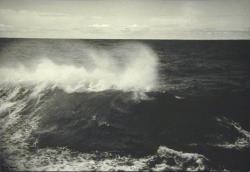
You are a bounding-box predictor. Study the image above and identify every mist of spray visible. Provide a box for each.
[0,42,159,93]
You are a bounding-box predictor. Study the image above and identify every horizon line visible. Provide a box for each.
[0,37,250,41]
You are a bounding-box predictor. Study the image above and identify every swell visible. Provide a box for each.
[0,84,249,171]
[0,86,210,171]
[0,40,249,171]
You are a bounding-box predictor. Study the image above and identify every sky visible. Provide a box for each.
[0,0,249,39]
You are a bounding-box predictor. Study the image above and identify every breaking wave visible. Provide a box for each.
[0,86,209,171]
[0,42,209,171]
[0,43,159,93]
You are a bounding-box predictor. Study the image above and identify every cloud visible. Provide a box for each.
[89,24,110,28]
[0,0,249,40]
[0,23,12,31]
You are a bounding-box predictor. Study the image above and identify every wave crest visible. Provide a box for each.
[0,43,159,93]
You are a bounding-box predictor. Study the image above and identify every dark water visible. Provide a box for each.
[0,39,249,171]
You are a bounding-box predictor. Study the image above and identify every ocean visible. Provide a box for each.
[0,39,249,171]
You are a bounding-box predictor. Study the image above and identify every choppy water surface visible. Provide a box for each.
[0,39,249,171]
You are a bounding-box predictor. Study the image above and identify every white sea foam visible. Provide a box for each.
[0,101,16,114]
[154,146,208,171]
[0,87,209,171]
[214,116,250,149]
[0,43,159,93]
